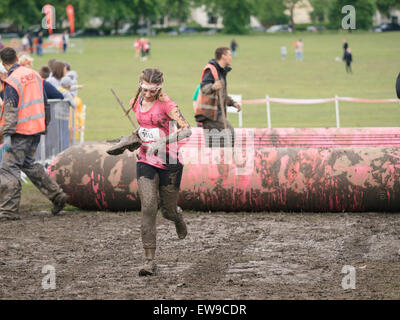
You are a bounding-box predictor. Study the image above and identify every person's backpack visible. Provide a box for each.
[194,64,219,122]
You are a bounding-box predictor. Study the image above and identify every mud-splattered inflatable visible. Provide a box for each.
[47,127,400,212]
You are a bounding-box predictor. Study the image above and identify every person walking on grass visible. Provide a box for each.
[344,48,353,74]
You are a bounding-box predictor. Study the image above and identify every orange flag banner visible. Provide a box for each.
[66,4,75,34]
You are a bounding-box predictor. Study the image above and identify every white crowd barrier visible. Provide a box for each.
[242,96,400,129]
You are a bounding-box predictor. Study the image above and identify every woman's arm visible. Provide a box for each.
[146,106,192,157]
[164,106,192,144]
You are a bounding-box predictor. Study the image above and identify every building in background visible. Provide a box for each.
[374,9,400,25]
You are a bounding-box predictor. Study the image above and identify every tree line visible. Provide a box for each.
[0,0,399,34]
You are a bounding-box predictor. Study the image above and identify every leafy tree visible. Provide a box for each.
[309,0,334,23]
[255,0,289,25]
[0,0,41,31]
[163,0,192,31]
[283,0,305,26]
[199,0,256,34]
[0,0,96,33]
[133,0,163,29]
[328,0,376,30]
[375,0,400,15]
[95,0,137,33]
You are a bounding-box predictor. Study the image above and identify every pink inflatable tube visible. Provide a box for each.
[47,128,400,212]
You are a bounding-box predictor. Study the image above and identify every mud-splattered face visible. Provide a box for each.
[141,80,161,102]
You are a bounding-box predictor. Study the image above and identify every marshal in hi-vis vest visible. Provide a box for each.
[194,63,220,122]
[0,66,46,135]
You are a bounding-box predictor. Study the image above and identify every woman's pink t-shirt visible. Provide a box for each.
[131,94,179,169]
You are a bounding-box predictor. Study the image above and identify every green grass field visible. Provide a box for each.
[14,31,400,140]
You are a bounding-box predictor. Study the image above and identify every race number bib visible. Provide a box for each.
[138,127,160,144]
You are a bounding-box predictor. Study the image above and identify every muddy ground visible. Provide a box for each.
[0,185,399,300]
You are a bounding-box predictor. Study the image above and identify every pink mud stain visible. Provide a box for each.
[47,158,60,178]
[91,171,100,194]
[129,180,138,194]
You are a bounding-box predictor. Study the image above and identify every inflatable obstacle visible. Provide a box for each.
[47,127,400,212]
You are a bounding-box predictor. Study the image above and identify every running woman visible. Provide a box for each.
[129,68,192,276]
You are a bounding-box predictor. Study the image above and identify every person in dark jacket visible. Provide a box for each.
[36,32,43,56]
[39,66,64,100]
[27,33,33,54]
[396,72,400,99]
[230,39,238,57]
[342,39,348,60]
[344,48,353,74]
[198,47,241,147]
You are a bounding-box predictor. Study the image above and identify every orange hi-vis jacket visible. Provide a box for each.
[194,63,220,121]
[0,66,46,135]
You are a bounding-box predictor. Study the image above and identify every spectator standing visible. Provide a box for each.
[47,61,67,89]
[344,48,353,74]
[134,38,141,58]
[295,39,303,61]
[58,77,77,144]
[48,58,57,77]
[27,33,33,53]
[39,66,64,100]
[58,76,77,109]
[64,62,82,97]
[281,45,287,60]
[144,39,150,57]
[62,30,69,54]
[22,34,29,52]
[18,54,33,68]
[36,32,43,56]
[230,39,238,57]
[140,38,147,61]
[343,39,349,60]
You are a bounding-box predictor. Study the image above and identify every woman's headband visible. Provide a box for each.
[140,83,162,90]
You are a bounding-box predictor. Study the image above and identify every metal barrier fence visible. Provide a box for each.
[36,99,75,164]
[43,37,84,54]
[242,96,400,129]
